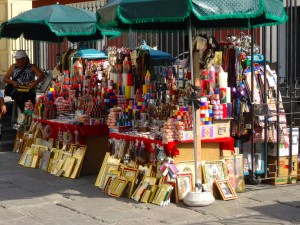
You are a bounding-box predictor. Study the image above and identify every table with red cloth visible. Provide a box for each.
[36,119,108,144]
[37,119,109,175]
[109,132,235,157]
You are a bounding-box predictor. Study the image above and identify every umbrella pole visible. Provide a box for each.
[188,17,200,188]
[183,18,214,207]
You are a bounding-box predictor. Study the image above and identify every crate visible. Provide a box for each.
[213,119,230,138]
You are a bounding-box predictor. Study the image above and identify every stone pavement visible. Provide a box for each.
[0,151,299,225]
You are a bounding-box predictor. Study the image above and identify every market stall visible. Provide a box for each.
[6,0,290,207]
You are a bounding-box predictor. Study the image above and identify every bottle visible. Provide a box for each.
[145,70,151,85]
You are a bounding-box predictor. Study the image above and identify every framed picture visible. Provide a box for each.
[138,164,153,177]
[223,154,245,192]
[176,173,193,201]
[69,145,87,179]
[30,155,39,168]
[18,147,32,166]
[152,183,172,206]
[62,156,76,178]
[51,159,64,175]
[142,176,157,186]
[131,181,149,201]
[24,154,33,167]
[108,177,128,197]
[202,160,226,194]
[175,161,201,187]
[40,150,51,171]
[13,138,21,153]
[215,179,237,200]
[140,189,151,203]
[122,167,138,179]
[122,177,136,198]
[148,185,159,203]
[103,176,114,193]
[100,165,120,188]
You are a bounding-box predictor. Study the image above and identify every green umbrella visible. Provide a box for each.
[0,3,120,42]
[97,0,288,31]
[96,0,288,189]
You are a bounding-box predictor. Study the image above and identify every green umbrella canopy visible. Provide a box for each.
[0,4,120,42]
[97,0,288,30]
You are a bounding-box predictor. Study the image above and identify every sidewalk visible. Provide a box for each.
[0,151,299,225]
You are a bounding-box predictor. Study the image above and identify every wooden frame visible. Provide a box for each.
[223,154,245,193]
[215,179,237,200]
[176,172,193,201]
[108,177,128,197]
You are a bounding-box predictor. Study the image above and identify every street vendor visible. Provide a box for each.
[4,50,45,112]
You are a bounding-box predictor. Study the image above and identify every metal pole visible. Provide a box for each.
[250,27,255,181]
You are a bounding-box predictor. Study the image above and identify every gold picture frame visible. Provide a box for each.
[122,177,136,198]
[69,145,87,179]
[103,176,114,193]
[18,147,32,166]
[62,156,76,178]
[215,179,237,200]
[100,165,120,188]
[176,173,193,201]
[13,138,21,153]
[202,160,226,194]
[122,167,138,179]
[30,155,39,168]
[152,184,172,206]
[131,181,149,201]
[24,154,33,167]
[142,176,157,186]
[140,189,151,203]
[108,177,128,197]
[222,154,245,193]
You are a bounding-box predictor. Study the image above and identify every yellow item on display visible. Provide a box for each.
[142,84,148,94]
[125,86,131,99]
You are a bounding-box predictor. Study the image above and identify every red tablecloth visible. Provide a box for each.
[36,119,108,144]
[109,133,235,157]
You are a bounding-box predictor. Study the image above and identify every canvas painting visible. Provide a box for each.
[202,160,226,194]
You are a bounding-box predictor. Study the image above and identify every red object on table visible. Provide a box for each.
[36,119,108,144]
[109,133,235,157]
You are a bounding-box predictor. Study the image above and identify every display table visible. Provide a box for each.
[109,132,234,158]
[37,119,109,175]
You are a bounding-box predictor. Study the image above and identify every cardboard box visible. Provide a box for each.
[173,142,221,163]
[213,119,230,138]
[201,142,220,161]
[182,130,194,141]
[200,125,215,139]
[267,155,298,184]
[173,142,200,163]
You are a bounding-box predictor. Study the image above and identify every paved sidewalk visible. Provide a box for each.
[0,151,300,225]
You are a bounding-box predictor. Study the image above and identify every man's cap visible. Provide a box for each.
[13,50,28,59]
